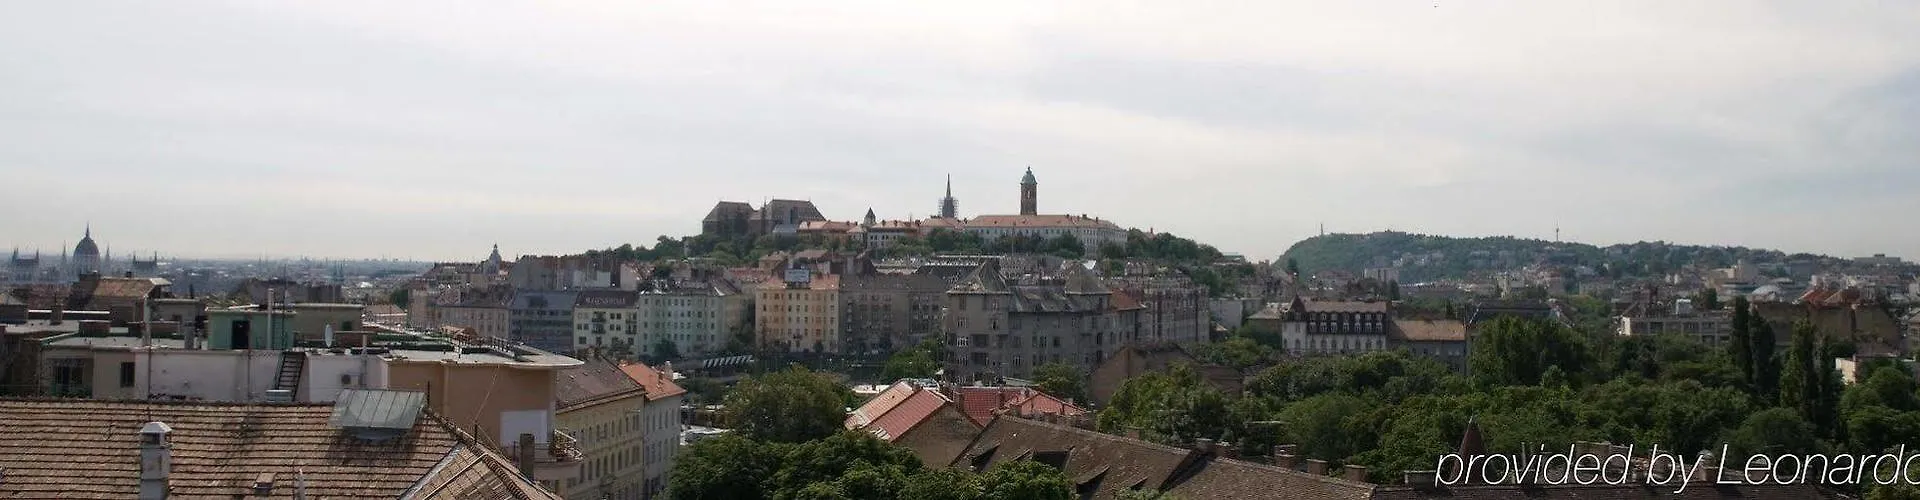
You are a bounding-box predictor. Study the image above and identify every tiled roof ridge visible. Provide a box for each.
[976,416,1378,491]
[0,397,331,407]
[426,412,558,500]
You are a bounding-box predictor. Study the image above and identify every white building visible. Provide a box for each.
[1261,298,1391,356]
[963,215,1128,249]
[573,290,643,356]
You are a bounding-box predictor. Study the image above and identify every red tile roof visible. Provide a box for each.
[863,388,954,442]
[619,362,687,402]
[954,386,1088,427]
[848,381,919,429]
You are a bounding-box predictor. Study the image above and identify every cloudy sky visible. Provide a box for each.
[2,1,1917,261]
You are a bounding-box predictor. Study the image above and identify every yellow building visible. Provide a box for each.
[552,359,650,500]
[755,272,842,353]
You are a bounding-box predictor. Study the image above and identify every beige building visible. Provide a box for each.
[1388,319,1471,372]
[383,339,586,483]
[574,290,643,357]
[285,303,365,342]
[622,361,686,500]
[553,359,650,500]
[756,272,843,353]
[432,285,513,340]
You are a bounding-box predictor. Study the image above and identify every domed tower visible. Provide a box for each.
[72,223,101,278]
[1019,167,1037,216]
[481,244,504,274]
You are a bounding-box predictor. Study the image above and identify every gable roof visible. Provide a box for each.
[848,381,920,429]
[619,361,687,402]
[556,359,647,410]
[0,399,557,499]
[950,261,1011,294]
[953,386,1089,427]
[951,416,1373,500]
[863,388,955,441]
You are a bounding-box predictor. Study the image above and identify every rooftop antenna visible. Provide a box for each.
[1555,225,1561,243]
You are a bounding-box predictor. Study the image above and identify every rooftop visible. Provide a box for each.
[0,399,558,499]
[620,361,687,402]
[555,359,647,410]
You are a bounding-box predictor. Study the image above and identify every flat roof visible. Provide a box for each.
[45,337,186,349]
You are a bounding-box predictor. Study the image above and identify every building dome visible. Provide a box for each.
[73,226,99,258]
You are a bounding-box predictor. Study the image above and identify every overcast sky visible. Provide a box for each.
[3,2,1917,262]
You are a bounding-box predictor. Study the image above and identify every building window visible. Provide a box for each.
[119,362,135,388]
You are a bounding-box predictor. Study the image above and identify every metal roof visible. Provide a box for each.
[328,389,426,431]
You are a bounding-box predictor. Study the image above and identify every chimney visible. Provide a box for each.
[1195,438,1215,456]
[1404,470,1438,486]
[139,421,173,500]
[1125,427,1142,440]
[1343,465,1369,482]
[1274,454,1298,470]
[516,433,537,476]
[252,472,275,497]
[50,303,64,325]
[1306,459,1329,475]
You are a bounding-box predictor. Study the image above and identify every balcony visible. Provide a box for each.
[505,428,585,481]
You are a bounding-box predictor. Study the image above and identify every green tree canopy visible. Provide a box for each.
[725,365,854,443]
[1468,317,1590,387]
[1032,362,1089,404]
[977,459,1075,500]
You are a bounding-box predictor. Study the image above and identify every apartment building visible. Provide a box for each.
[574,290,642,357]
[432,284,513,340]
[944,260,1116,382]
[553,359,649,500]
[756,271,843,353]
[621,361,687,500]
[637,282,732,357]
[839,267,950,354]
[514,291,580,354]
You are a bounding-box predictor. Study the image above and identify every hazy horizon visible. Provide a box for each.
[3,2,1917,261]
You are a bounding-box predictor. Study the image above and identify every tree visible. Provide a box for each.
[653,337,682,362]
[1386,280,1401,301]
[669,433,790,500]
[724,365,854,443]
[1285,258,1301,278]
[1185,337,1274,371]
[1749,314,1780,401]
[388,288,411,310]
[882,344,940,381]
[1032,362,1089,404]
[900,468,983,500]
[1467,317,1589,387]
[1276,393,1379,462]
[977,460,1074,500]
[1098,364,1232,445]
[1693,288,1720,310]
[1779,320,1836,435]
[1728,296,1753,389]
[1724,407,1822,458]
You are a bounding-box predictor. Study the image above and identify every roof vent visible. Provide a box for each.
[328,389,426,442]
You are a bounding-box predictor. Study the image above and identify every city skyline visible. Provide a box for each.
[3,2,1918,261]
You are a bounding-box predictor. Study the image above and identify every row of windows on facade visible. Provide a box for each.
[965,352,1085,367]
[580,334,715,345]
[577,322,717,333]
[586,310,714,320]
[965,334,1071,349]
[955,314,1113,330]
